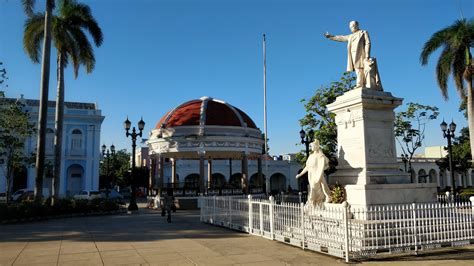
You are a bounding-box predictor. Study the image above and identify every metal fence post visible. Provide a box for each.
[229,196,232,227]
[269,196,274,240]
[213,195,217,224]
[343,201,350,263]
[412,203,418,254]
[199,195,203,222]
[298,192,302,203]
[248,194,253,233]
[301,201,305,250]
[469,197,474,213]
[260,203,264,236]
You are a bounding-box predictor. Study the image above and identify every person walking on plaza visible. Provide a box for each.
[162,188,174,223]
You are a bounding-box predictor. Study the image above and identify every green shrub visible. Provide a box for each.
[459,188,474,197]
[88,198,102,212]
[72,199,90,214]
[0,198,121,222]
[330,183,345,204]
[100,200,120,212]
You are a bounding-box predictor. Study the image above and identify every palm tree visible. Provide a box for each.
[421,19,474,160]
[23,0,103,205]
[22,0,55,202]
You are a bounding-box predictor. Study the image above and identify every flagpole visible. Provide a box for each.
[263,34,270,195]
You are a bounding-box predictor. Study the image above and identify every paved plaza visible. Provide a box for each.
[0,205,473,265]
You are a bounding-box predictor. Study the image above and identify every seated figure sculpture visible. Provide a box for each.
[296,139,331,208]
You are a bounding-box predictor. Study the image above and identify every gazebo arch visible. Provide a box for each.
[147,97,265,194]
[211,173,225,188]
[184,174,199,188]
[270,173,287,192]
[229,173,242,188]
[249,173,265,188]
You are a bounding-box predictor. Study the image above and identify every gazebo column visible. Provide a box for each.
[171,158,177,188]
[207,159,213,189]
[241,153,249,194]
[199,153,205,194]
[149,156,155,195]
[158,155,164,195]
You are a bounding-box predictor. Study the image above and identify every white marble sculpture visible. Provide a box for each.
[325,21,383,90]
[296,140,331,207]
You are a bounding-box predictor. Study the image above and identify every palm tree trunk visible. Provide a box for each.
[466,65,474,162]
[52,52,65,206]
[34,0,55,203]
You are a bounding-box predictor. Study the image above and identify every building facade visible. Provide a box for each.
[0,95,104,197]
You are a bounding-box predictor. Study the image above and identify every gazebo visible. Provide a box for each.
[147,96,265,194]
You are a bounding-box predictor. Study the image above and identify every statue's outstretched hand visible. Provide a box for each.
[324,32,332,38]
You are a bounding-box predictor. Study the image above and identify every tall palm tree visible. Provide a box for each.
[421,19,474,160]
[23,0,103,205]
[22,0,55,202]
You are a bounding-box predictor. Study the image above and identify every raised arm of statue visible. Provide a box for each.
[325,33,350,42]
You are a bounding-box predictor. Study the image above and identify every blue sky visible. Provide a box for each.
[1,0,473,155]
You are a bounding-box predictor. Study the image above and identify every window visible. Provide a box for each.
[71,129,83,150]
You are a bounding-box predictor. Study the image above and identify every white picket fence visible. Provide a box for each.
[200,195,474,262]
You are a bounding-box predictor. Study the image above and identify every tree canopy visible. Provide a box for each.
[298,72,355,172]
[0,91,36,203]
[394,102,439,173]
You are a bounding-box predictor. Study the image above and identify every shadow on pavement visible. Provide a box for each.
[0,208,248,243]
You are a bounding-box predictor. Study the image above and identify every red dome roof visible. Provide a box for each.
[156,97,257,129]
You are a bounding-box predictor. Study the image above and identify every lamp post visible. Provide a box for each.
[299,129,314,192]
[300,129,314,158]
[101,144,115,199]
[440,120,456,195]
[124,117,145,211]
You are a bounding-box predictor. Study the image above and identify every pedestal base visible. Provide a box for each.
[344,183,438,208]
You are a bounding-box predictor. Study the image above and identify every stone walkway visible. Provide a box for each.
[0,205,473,265]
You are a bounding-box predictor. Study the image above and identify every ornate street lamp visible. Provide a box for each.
[124,117,145,211]
[300,129,314,158]
[440,120,456,195]
[101,144,115,199]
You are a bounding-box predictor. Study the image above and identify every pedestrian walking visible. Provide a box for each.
[161,188,174,223]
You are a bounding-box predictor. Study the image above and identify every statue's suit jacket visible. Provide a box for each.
[329,30,371,71]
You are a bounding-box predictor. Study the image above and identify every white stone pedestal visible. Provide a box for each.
[327,88,437,206]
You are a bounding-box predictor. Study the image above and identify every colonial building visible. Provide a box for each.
[0,95,104,197]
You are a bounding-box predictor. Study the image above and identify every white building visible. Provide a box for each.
[0,95,104,196]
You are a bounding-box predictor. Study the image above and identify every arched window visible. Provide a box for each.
[71,129,83,150]
[429,169,437,184]
[418,169,427,183]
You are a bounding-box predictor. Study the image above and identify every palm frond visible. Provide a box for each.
[420,26,451,65]
[23,13,45,63]
[22,0,36,17]
[435,47,453,100]
[452,46,467,98]
[65,3,103,47]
